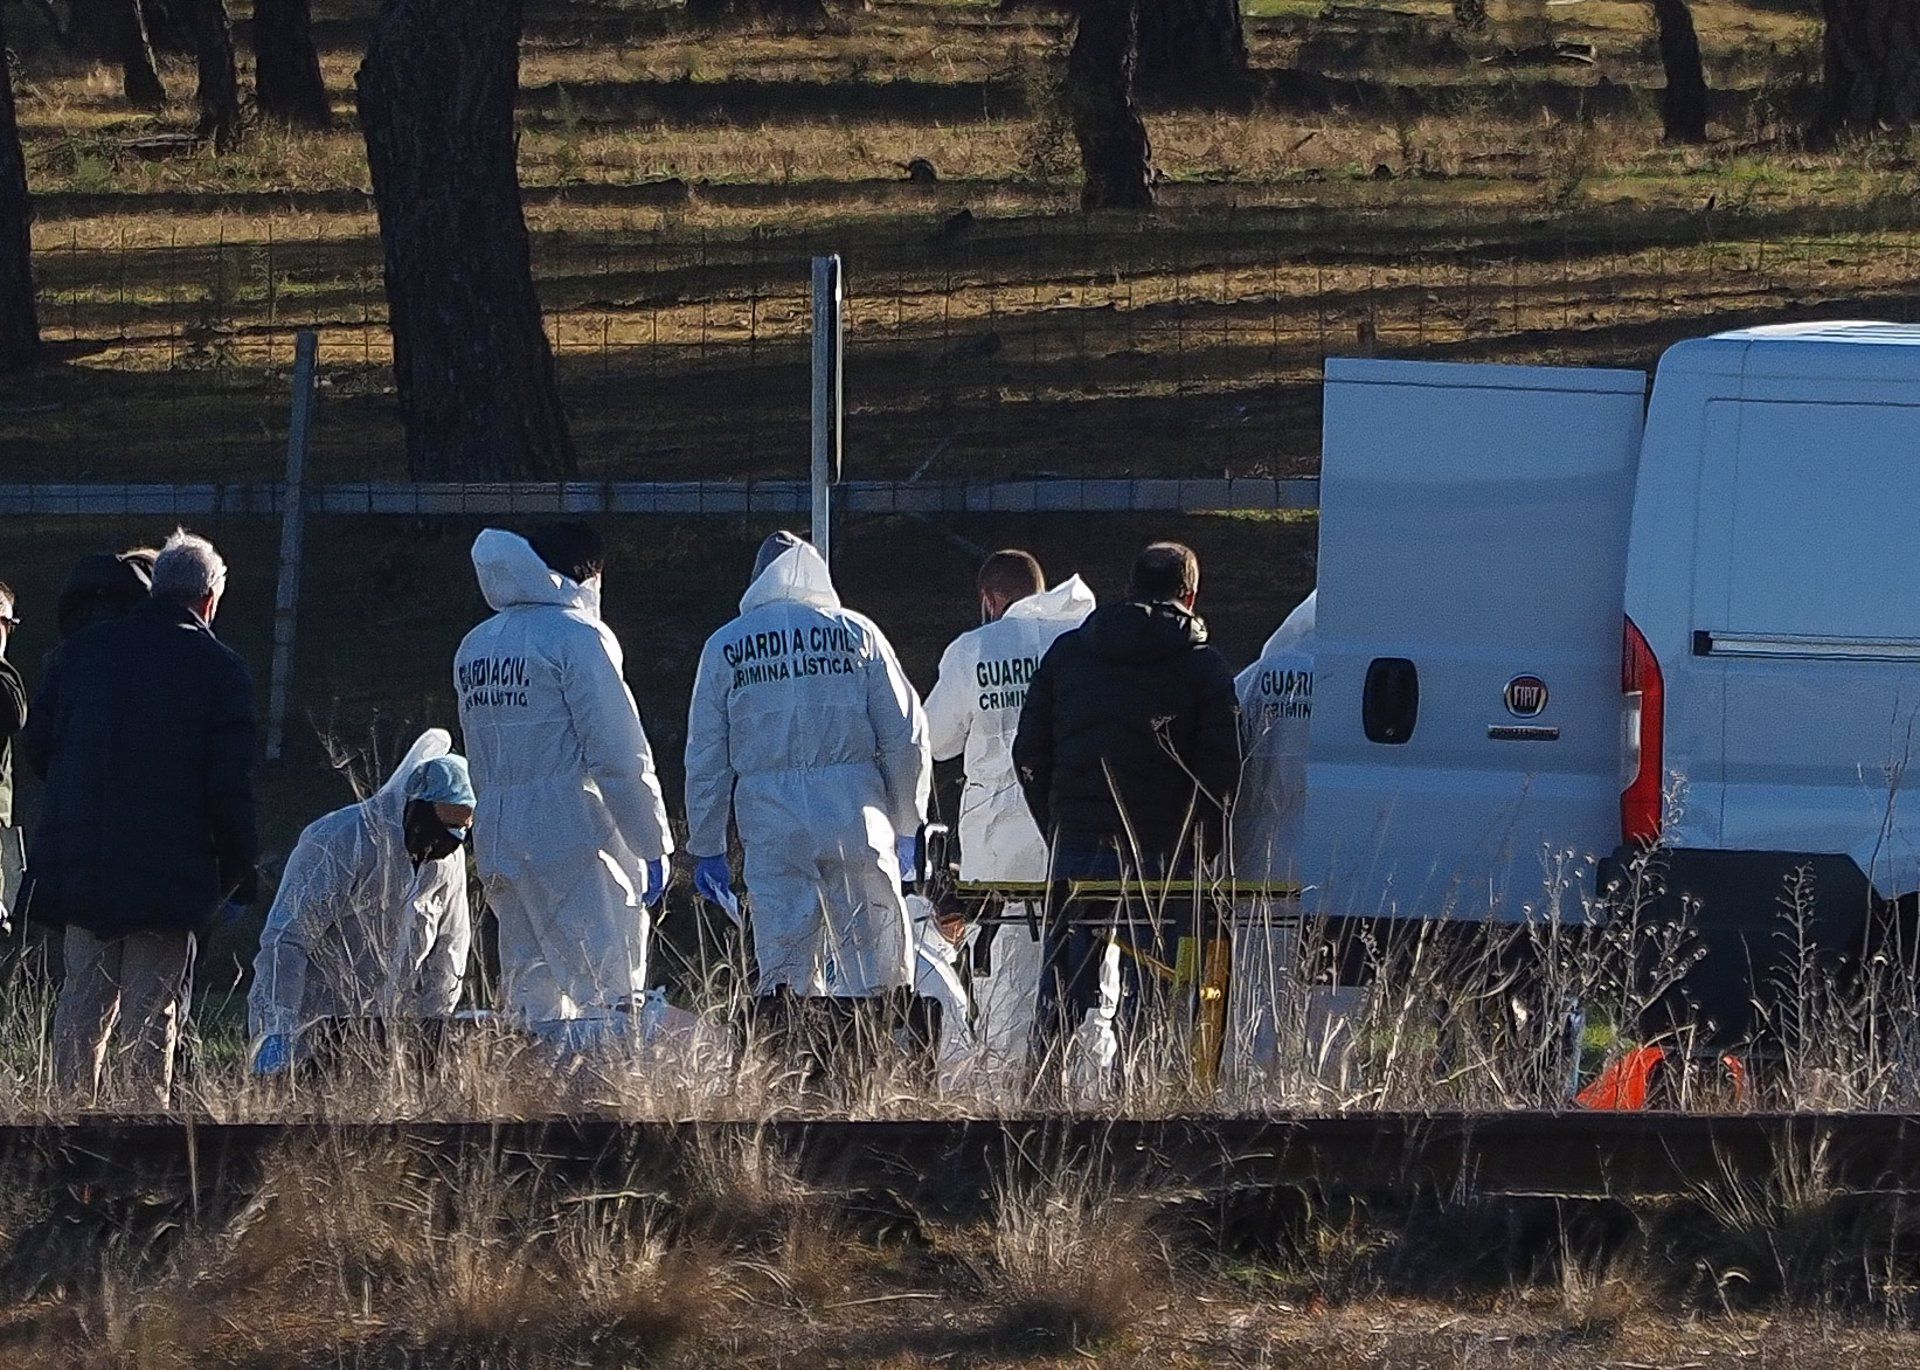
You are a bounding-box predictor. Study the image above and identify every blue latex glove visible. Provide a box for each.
[694,855,739,920]
[253,1033,293,1077]
[643,856,671,910]
[897,833,920,885]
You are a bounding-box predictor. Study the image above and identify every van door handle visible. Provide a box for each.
[1363,658,1419,745]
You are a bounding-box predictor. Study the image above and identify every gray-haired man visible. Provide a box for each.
[25,530,259,1107]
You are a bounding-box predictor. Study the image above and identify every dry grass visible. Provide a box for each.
[1,1123,1919,1366]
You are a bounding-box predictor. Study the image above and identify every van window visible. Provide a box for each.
[1728,401,1920,639]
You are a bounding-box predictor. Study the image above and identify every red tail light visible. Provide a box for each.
[1621,615,1664,847]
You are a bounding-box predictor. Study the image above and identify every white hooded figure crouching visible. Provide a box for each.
[454,526,674,1036]
[248,729,475,1073]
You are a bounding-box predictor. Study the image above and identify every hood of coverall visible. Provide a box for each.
[363,729,456,839]
[739,540,842,616]
[470,529,599,617]
[1256,589,1316,661]
[1002,574,1096,626]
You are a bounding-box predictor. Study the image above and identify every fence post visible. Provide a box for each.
[810,255,843,566]
[266,330,318,764]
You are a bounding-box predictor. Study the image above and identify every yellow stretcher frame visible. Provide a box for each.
[954,880,1302,900]
[950,879,1302,1090]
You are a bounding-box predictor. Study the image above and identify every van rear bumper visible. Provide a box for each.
[1595,846,1879,1042]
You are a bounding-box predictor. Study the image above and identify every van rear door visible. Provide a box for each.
[1298,358,1645,923]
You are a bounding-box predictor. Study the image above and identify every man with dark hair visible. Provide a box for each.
[25,530,259,1107]
[53,551,153,646]
[1012,540,1240,1092]
[455,526,672,1045]
[925,549,1096,1086]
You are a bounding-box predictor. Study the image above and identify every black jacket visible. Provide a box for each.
[0,658,22,829]
[1012,600,1241,860]
[23,598,259,938]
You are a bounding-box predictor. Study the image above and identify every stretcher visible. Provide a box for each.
[941,874,1302,1089]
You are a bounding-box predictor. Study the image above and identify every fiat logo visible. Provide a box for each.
[1504,675,1549,718]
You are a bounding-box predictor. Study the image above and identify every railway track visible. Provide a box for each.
[7,1112,1918,1220]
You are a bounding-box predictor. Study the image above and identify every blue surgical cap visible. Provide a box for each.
[407,754,475,809]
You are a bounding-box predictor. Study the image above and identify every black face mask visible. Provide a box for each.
[404,800,469,868]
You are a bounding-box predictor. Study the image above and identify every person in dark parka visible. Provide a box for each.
[23,531,258,1107]
[1012,541,1241,1092]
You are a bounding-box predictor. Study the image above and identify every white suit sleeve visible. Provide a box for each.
[924,636,974,764]
[247,828,348,1040]
[868,627,933,838]
[684,638,735,859]
[391,857,471,1019]
[563,623,674,862]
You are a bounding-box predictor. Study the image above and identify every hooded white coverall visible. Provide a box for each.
[924,577,1096,1082]
[248,730,471,1048]
[1226,590,1316,1088]
[455,530,674,1027]
[685,543,931,997]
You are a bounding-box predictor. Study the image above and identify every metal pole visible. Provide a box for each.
[810,255,842,565]
[265,330,318,763]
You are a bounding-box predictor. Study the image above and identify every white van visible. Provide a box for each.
[1295,323,1920,1033]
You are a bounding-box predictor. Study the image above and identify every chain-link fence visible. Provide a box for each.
[15,204,1920,488]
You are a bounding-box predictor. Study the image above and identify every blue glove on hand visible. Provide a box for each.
[253,1033,293,1077]
[643,856,671,911]
[694,855,739,920]
[897,833,921,885]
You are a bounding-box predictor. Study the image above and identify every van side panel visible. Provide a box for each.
[1709,397,1920,897]
[1302,359,1645,923]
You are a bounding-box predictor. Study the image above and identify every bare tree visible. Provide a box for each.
[1820,0,1920,129]
[1134,0,1249,102]
[185,0,241,149]
[1650,0,1707,143]
[1068,0,1154,210]
[253,0,331,128]
[1,5,40,371]
[357,0,575,480]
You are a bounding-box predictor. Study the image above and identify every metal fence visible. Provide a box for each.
[18,204,1920,489]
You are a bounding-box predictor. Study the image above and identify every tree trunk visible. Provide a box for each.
[1134,0,1248,103]
[1650,0,1707,143]
[1,7,41,372]
[1068,0,1154,211]
[1820,0,1920,129]
[356,0,575,481]
[68,0,169,110]
[252,0,331,128]
[185,0,242,150]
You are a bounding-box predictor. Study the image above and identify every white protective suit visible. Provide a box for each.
[924,577,1096,1081]
[248,729,471,1046]
[685,542,931,997]
[455,530,674,1026]
[1226,589,1315,1090]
